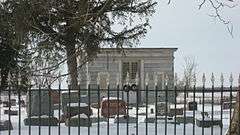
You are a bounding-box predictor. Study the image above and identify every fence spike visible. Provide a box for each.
[77,73,81,85]
[202,73,206,86]
[174,73,178,86]
[193,73,197,86]
[17,73,21,84]
[126,72,130,85]
[211,73,215,86]
[67,75,71,86]
[116,73,120,86]
[87,73,91,86]
[47,73,52,86]
[220,73,224,86]
[58,72,62,84]
[229,73,233,86]
[97,73,100,85]
[106,73,110,86]
[135,72,139,85]
[145,73,149,86]
[154,73,158,86]
[165,74,169,86]
[238,74,240,86]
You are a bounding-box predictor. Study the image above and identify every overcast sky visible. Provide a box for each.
[139,0,240,86]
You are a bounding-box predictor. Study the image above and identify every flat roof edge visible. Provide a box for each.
[100,47,178,51]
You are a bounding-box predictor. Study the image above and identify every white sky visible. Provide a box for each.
[139,0,240,86]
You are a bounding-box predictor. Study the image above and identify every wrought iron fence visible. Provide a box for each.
[0,74,239,135]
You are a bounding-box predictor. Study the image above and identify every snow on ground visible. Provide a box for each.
[0,103,231,135]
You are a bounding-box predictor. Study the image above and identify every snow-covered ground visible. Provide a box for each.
[0,103,232,135]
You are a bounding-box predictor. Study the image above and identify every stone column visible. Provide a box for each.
[118,60,123,99]
[140,60,144,103]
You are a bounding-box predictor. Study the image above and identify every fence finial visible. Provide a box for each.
[229,73,233,86]
[202,73,206,86]
[116,73,120,86]
[193,73,196,86]
[17,73,21,84]
[67,75,71,86]
[87,73,91,85]
[211,73,215,86]
[97,73,100,85]
[58,72,62,84]
[184,71,187,85]
[77,73,81,85]
[238,74,240,86]
[174,73,178,86]
[135,72,139,85]
[220,73,224,86]
[145,73,149,86]
[126,72,130,85]
[106,73,110,86]
[165,74,169,86]
[154,73,158,86]
[46,73,51,86]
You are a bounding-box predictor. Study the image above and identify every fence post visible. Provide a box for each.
[211,73,215,135]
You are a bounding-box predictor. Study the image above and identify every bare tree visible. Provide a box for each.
[226,75,240,135]
[183,56,198,88]
[198,1,240,134]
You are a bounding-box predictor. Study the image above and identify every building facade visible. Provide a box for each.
[79,48,177,103]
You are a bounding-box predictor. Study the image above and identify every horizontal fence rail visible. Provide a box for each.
[0,83,239,135]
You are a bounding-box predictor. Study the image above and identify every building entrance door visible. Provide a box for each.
[122,61,141,104]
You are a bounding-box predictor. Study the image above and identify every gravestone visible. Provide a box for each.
[3,101,11,107]
[60,103,92,123]
[0,120,13,131]
[18,100,26,107]
[24,90,58,126]
[24,115,58,126]
[61,91,88,115]
[4,109,18,115]
[65,114,92,127]
[10,99,16,106]
[187,101,198,111]
[26,91,54,117]
[156,102,170,116]
[222,101,236,110]
[168,108,183,117]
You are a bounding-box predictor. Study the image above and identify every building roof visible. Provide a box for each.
[100,47,178,51]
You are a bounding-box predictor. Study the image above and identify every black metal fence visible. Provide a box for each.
[0,82,239,135]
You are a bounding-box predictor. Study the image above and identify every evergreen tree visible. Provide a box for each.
[5,0,157,89]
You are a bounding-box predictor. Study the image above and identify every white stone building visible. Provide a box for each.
[79,48,177,103]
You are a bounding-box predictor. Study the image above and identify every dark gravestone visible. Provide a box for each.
[196,112,222,127]
[24,116,58,126]
[24,91,58,126]
[10,99,16,106]
[222,101,236,110]
[66,103,92,117]
[18,100,26,107]
[0,120,13,131]
[156,102,170,116]
[188,101,198,111]
[3,99,17,107]
[4,109,18,115]
[61,91,88,115]
[65,114,92,127]
[60,103,92,123]
[26,91,54,117]
[168,108,183,117]
[150,108,154,114]
[3,101,11,107]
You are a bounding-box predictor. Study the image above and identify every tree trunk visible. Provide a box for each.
[0,68,9,90]
[65,44,78,90]
[226,88,240,135]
